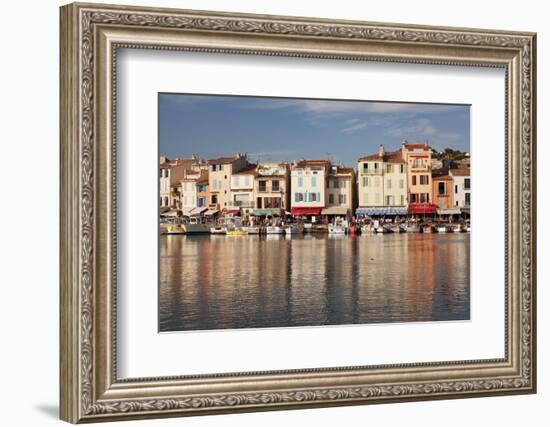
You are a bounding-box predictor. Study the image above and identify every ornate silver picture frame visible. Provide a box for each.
[60,2,536,423]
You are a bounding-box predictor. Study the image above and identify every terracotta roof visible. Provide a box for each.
[208,156,239,164]
[294,159,329,168]
[358,150,405,164]
[233,164,257,175]
[196,170,209,184]
[403,143,431,150]
[330,166,355,175]
[450,166,470,176]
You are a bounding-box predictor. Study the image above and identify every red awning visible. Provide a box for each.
[408,203,437,214]
[291,207,322,216]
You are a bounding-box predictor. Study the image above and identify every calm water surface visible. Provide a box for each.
[159,233,470,332]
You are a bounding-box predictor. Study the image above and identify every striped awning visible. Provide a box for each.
[355,207,408,216]
[189,206,208,216]
[436,208,461,215]
[321,207,349,216]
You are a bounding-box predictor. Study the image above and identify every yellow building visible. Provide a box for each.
[356,145,408,217]
[323,165,356,219]
[207,153,248,212]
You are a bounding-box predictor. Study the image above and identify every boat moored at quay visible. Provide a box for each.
[162,214,471,236]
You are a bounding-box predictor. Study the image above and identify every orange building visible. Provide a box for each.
[432,174,453,209]
[401,142,435,214]
[195,170,209,209]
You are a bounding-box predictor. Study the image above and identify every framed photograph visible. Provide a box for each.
[60,2,537,423]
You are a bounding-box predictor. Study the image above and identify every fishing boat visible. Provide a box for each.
[284,223,304,235]
[406,224,421,233]
[361,224,376,234]
[244,226,261,235]
[328,224,347,234]
[166,224,185,235]
[389,223,405,233]
[226,228,247,236]
[210,217,229,234]
[461,223,471,232]
[376,224,393,234]
[421,224,433,233]
[434,224,448,233]
[451,224,462,233]
[209,226,227,235]
[183,216,210,234]
[266,225,285,235]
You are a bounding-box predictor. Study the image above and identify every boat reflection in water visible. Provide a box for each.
[159,233,470,332]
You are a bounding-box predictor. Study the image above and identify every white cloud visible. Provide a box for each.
[241,98,465,116]
[342,122,369,134]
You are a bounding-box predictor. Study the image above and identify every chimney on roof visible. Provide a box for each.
[378,144,385,158]
[192,154,197,161]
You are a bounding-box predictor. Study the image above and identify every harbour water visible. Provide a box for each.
[159,233,470,332]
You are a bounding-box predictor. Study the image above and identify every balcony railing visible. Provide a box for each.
[258,187,283,193]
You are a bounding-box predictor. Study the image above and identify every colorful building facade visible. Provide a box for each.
[159,157,202,209]
[207,153,248,211]
[253,162,290,215]
[432,174,454,209]
[401,142,435,214]
[290,160,329,217]
[356,145,408,216]
[230,164,256,216]
[323,165,356,219]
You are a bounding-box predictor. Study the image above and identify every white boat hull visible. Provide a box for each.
[328,225,346,234]
[284,225,303,234]
[266,226,285,234]
[244,226,261,234]
[210,227,227,235]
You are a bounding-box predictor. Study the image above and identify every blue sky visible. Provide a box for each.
[159,94,470,166]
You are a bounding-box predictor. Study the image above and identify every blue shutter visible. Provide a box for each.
[317,192,320,202]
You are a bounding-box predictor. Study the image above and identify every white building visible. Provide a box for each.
[159,157,199,208]
[179,169,202,214]
[449,166,471,209]
[230,165,256,215]
[290,160,329,218]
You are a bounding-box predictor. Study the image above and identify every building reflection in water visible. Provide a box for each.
[159,233,470,332]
